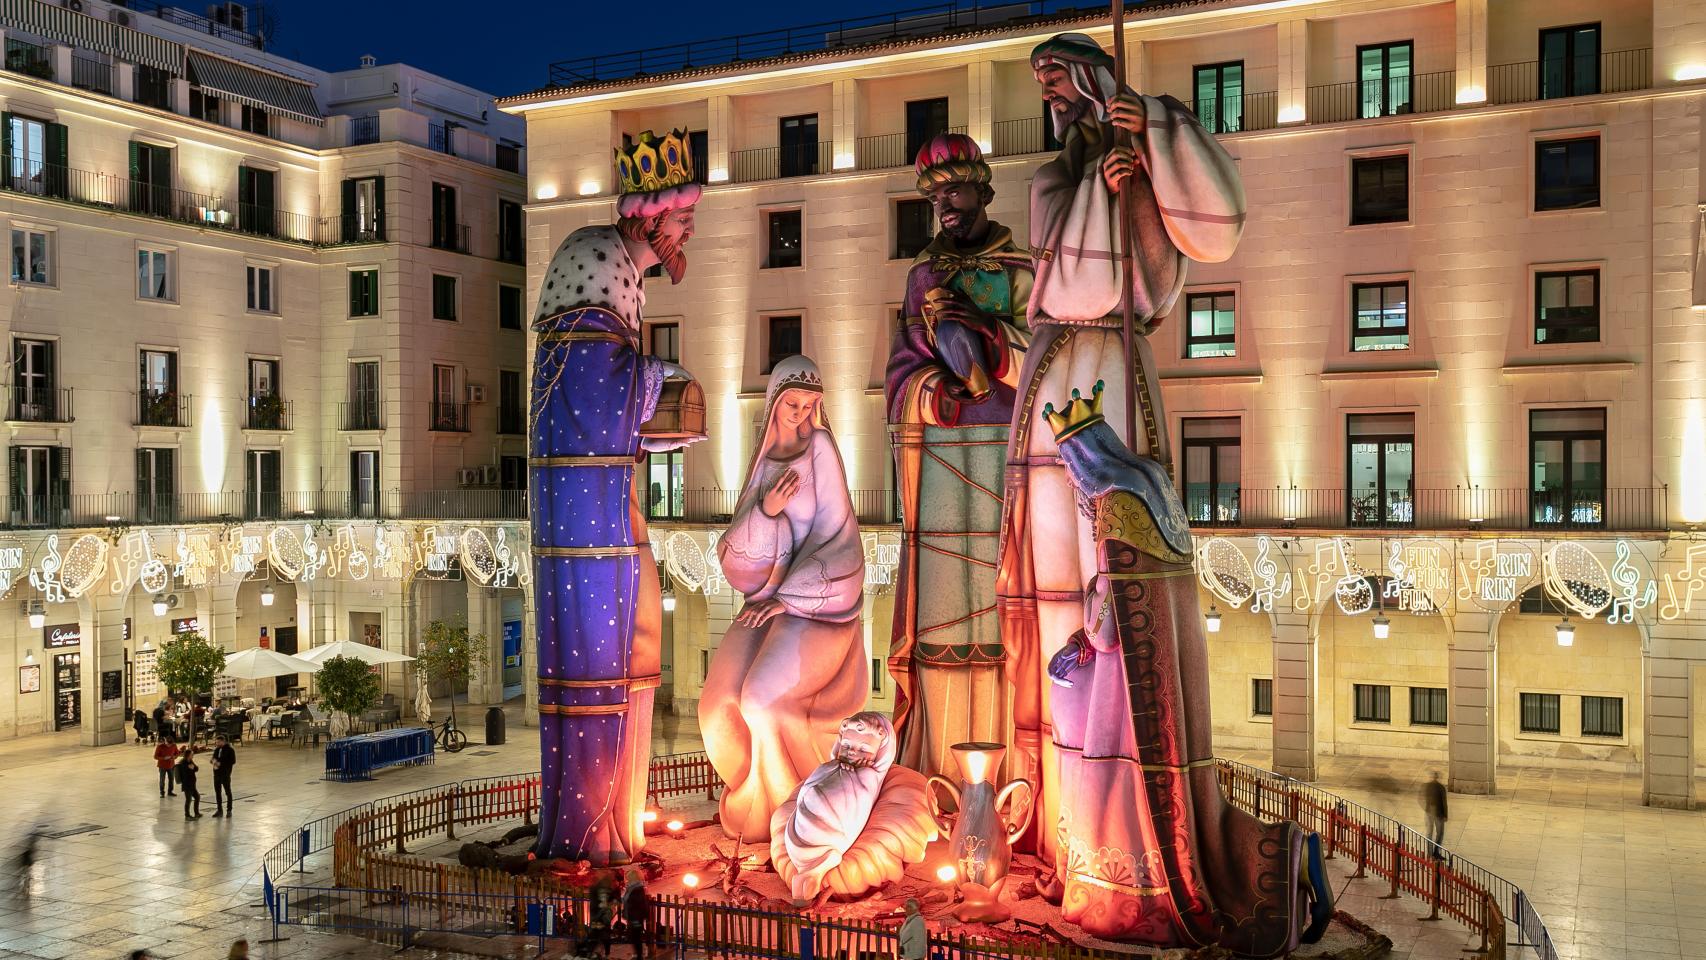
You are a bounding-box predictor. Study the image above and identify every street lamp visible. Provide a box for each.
[261,584,275,607]
[1204,606,1222,633]
[1555,617,1574,647]
[1372,615,1391,640]
[152,594,168,617]
[26,600,44,630]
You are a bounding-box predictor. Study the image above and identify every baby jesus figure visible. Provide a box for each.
[772,712,935,904]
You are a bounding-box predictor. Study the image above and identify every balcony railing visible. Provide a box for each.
[0,489,539,528]
[7,387,71,423]
[393,489,526,521]
[650,487,896,525]
[990,116,1048,158]
[1186,486,1667,532]
[1184,90,1280,133]
[350,115,380,146]
[237,202,319,243]
[4,39,52,82]
[854,126,966,170]
[247,396,290,431]
[135,391,189,428]
[728,142,833,184]
[69,54,113,96]
[1487,48,1652,107]
[429,121,454,155]
[429,400,470,433]
[431,222,471,253]
[341,400,384,431]
[1306,69,1458,125]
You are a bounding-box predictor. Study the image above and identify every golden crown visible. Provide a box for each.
[1044,381,1105,441]
[615,129,696,196]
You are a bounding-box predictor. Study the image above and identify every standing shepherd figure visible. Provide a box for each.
[530,129,702,864]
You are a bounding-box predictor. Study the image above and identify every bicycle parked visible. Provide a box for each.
[432,715,468,753]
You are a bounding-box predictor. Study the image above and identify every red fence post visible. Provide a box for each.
[1382,833,1402,900]
[1424,857,1443,921]
[1352,823,1368,879]
[446,787,458,841]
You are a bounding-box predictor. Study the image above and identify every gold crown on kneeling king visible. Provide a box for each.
[1043,380,1105,442]
[615,129,696,196]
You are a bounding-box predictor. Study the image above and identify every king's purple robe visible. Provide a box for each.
[530,225,667,865]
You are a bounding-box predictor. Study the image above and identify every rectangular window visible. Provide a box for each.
[1535,137,1599,211]
[10,444,68,527]
[645,451,685,520]
[1358,41,1414,119]
[778,114,820,178]
[765,210,802,269]
[137,248,172,300]
[248,359,282,429]
[894,198,934,260]
[871,658,884,694]
[1184,291,1235,358]
[246,264,275,312]
[496,141,523,174]
[349,268,379,317]
[1581,695,1623,738]
[431,182,460,250]
[135,65,173,110]
[1535,269,1599,344]
[189,88,220,122]
[649,322,680,362]
[341,176,384,242]
[12,338,56,422]
[135,447,175,525]
[1181,417,1240,525]
[245,449,281,520]
[498,369,524,435]
[240,104,271,137]
[1251,678,1273,717]
[431,364,461,431]
[349,450,380,518]
[499,284,523,330]
[1351,281,1409,352]
[4,114,67,199]
[1192,61,1244,134]
[1353,683,1392,723]
[500,455,526,490]
[765,315,803,373]
[1519,692,1561,734]
[237,165,277,236]
[1351,155,1408,225]
[904,97,951,162]
[129,141,172,217]
[11,227,50,285]
[498,199,524,263]
[1410,687,1448,727]
[1540,23,1601,100]
[431,274,458,321]
[138,349,179,426]
[1530,408,1605,528]
[1347,413,1414,526]
[688,130,708,184]
[347,361,380,430]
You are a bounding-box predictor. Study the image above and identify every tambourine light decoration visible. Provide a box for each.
[1543,541,1613,620]
[663,531,707,592]
[460,527,500,585]
[268,525,307,580]
[1197,536,1255,608]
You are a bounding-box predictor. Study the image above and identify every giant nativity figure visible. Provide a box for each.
[528,128,702,864]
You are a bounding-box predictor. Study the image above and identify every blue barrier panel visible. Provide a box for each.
[326,728,435,781]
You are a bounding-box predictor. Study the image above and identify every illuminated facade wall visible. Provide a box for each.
[0,0,527,743]
[510,0,1706,806]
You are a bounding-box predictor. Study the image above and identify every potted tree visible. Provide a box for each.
[155,631,225,747]
[315,655,380,740]
[416,618,489,735]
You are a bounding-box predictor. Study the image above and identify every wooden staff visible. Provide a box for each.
[1111,0,1139,450]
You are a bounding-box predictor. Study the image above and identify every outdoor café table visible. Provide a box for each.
[324,727,434,782]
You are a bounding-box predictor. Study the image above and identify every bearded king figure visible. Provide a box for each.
[885,133,1032,782]
[529,128,701,864]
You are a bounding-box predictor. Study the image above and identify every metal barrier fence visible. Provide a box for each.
[264,754,1556,960]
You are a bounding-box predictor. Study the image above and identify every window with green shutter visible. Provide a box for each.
[349,269,379,317]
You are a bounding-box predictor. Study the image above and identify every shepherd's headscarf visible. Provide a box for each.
[1030,33,1118,138]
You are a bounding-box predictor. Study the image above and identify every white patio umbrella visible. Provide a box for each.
[221,647,321,679]
[296,639,416,666]
[415,680,432,725]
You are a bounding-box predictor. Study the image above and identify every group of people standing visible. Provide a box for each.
[151,728,236,819]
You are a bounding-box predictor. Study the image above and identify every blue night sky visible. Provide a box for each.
[256,0,921,98]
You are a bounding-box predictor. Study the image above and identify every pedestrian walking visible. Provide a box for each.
[620,870,651,958]
[226,938,250,960]
[210,735,236,818]
[582,882,614,959]
[1421,770,1448,858]
[898,898,927,960]
[177,749,202,820]
[128,951,153,960]
[153,735,178,797]
[14,824,44,897]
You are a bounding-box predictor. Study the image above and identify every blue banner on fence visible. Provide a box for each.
[526,902,554,937]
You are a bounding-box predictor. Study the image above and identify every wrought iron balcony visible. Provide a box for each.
[650,487,897,525]
[135,390,189,428]
[1488,48,1652,107]
[431,221,471,254]
[7,386,72,424]
[341,400,384,431]
[1183,486,1668,533]
[727,142,833,184]
[247,395,290,431]
[429,400,470,433]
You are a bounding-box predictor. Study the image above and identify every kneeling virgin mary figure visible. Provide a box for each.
[700,356,869,842]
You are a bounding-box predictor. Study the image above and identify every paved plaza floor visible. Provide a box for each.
[0,705,1698,960]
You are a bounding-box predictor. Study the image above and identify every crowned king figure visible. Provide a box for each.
[529,129,702,864]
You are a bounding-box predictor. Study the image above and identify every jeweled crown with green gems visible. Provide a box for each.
[615,129,696,196]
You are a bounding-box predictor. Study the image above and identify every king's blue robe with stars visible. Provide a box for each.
[530,224,666,865]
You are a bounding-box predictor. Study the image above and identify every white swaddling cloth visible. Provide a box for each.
[780,712,896,901]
